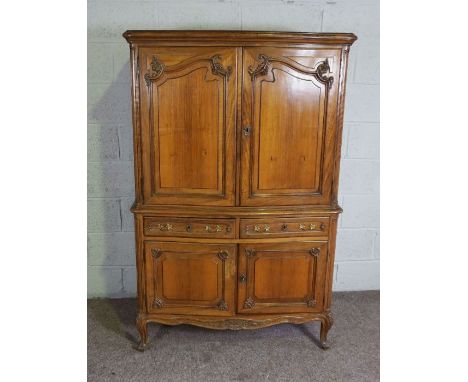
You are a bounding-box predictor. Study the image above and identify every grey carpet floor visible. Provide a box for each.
[88,291,379,382]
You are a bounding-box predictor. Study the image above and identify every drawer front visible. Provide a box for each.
[240,217,329,238]
[143,217,236,238]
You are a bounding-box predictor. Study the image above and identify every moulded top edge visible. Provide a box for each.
[130,203,344,215]
[122,30,358,45]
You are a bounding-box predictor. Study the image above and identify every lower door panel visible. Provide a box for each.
[237,241,328,314]
[144,241,236,316]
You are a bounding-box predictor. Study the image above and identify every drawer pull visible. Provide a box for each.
[205,224,222,233]
[299,223,317,231]
[254,224,270,232]
[157,223,172,231]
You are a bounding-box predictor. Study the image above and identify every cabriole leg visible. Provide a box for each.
[320,312,334,350]
[136,314,148,352]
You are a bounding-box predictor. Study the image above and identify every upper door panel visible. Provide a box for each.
[240,47,341,206]
[139,47,237,206]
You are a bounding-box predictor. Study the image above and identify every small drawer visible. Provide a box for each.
[143,217,236,238]
[240,217,329,238]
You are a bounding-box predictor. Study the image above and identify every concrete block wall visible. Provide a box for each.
[87,0,380,297]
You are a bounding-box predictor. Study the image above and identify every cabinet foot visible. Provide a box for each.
[320,312,333,350]
[136,314,148,352]
[136,341,147,352]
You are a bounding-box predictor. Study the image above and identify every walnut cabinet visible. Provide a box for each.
[123,31,357,351]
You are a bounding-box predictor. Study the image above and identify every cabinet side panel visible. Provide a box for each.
[331,46,351,205]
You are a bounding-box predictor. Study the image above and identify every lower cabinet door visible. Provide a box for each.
[237,242,328,314]
[145,242,236,316]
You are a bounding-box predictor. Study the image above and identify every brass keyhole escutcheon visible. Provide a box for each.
[239,274,247,283]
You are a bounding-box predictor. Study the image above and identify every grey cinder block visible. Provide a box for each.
[334,260,380,291]
[88,161,135,198]
[336,229,377,261]
[87,198,122,233]
[88,232,136,266]
[341,194,379,228]
[87,124,120,161]
[339,159,379,194]
[88,266,124,298]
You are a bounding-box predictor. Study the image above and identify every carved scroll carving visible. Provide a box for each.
[316,58,334,89]
[248,54,271,80]
[145,55,231,86]
[144,56,165,86]
[248,54,334,90]
[210,55,232,79]
[145,312,333,331]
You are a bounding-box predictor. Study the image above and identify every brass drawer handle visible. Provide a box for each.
[205,224,222,233]
[157,223,172,231]
[254,224,270,233]
[299,223,317,231]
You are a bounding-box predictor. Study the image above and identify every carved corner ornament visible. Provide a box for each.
[153,298,164,309]
[245,248,257,258]
[244,297,255,309]
[210,55,232,79]
[309,248,321,257]
[307,299,317,307]
[217,250,229,261]
[248,54,271,81]
[144,56,165,86]
[151,248,162,259]
[316,58,334,90]
[217,300,228,311]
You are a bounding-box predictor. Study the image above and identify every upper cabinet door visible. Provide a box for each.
[139,47,237,206]
[240,47,341,206]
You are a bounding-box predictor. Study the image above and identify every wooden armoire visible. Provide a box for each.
[123,31,357,351]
